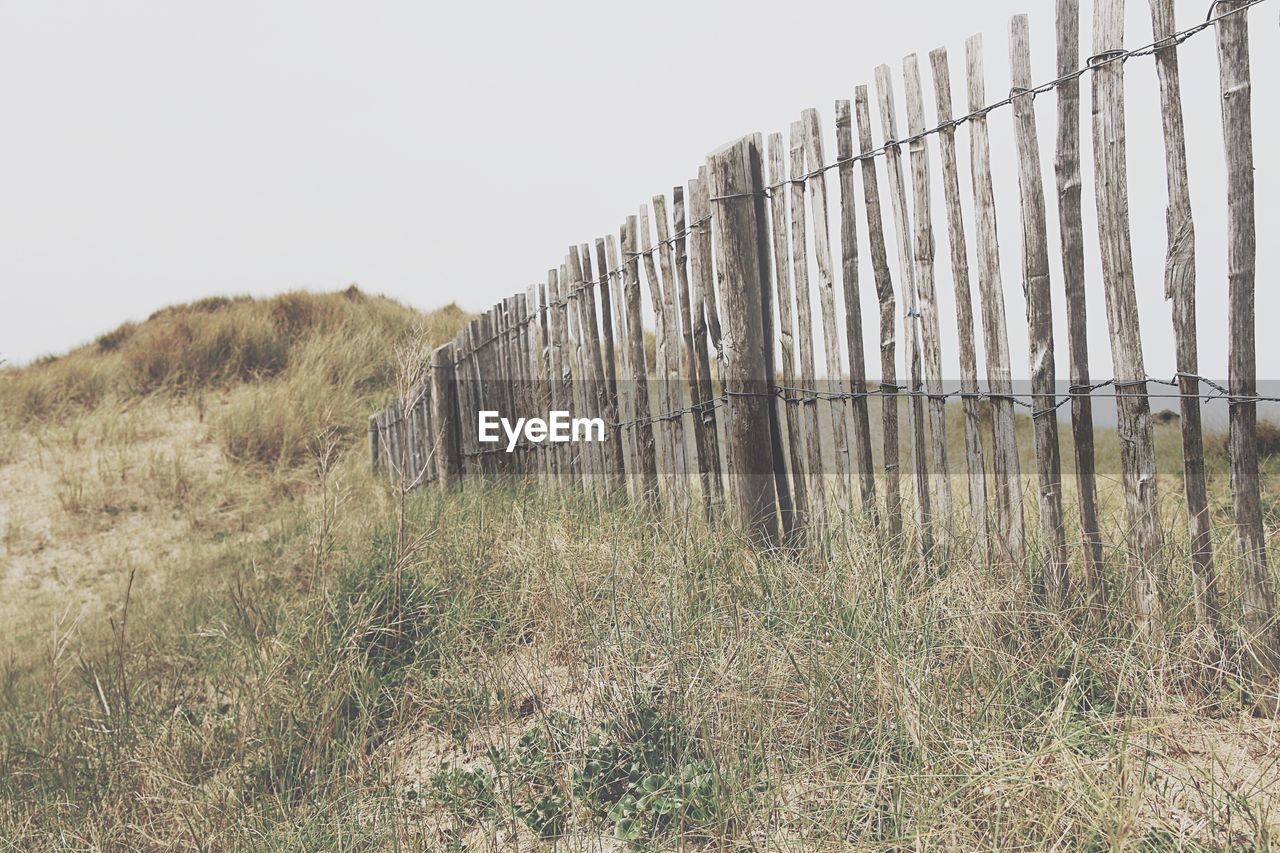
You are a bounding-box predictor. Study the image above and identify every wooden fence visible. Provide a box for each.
[370,0,1275,649]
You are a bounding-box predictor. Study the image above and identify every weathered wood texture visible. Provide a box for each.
[927,47,988,546]
[768,131,812,528]
[687,173,725,518]
[622,216,660,504]
[1054,0,1105,611]
[834,99,878,518]
[789,121,830,518]
[1149,0,1217,633]
[639,203,679,495]
[707,134,780,544]
[1092,0,1163,640]
[580,242,623,496]
[364,7,1271,674]
[965,34,1025,566]
[902,55,954,539]
[875,64,933,558]
[1009,15,1069,610]
[605,234,638,495]
[801,108,852,504]
[674,187,716,518]
[1216,0,1276,668]
[652,195,692,505]
[430,342,461,488]
[855,86,902,540]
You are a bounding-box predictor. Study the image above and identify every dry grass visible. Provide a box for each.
[5,477,1279,849]
[2,290,1279,848]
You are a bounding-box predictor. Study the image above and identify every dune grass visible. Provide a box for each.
[1,287,466,467]
[4,463,1280,848]
[3,290,1280,848]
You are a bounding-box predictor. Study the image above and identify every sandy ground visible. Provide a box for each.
[0,398,259,644]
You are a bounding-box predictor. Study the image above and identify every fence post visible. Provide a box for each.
[639,202,680,503]
[855,87,902,542]
[430,342,461,489]
[674,186,721,524]
[1092,0,1163,643]
[800,108,852,508]
[1147,0,1217,635]
[1009,16,1070,611]
[1216,0,1277,676]
[1053,0,1106,613]
[580,242,623,498]
[928,49,989,552]
[900,65,955,542]
[622,216,660,505]
[767,131,811,531]
[368,414,381,474]
[876,65,934,560]
[788,121,830,524]
[605,233,638,497]
[686,174,726,517]
[965,35,1025,568]
[707,134,780,545]
[835,99,879,520]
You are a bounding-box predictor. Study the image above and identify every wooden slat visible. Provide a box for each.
[483,310,501,479]
[548,268,574,482]
[767,131,812,529]
[1148,0,1217,633]
[595,238,619,400]
[835,98,878,519]
[652,195,692,501]
[464,320,483,481]
[369,414,381,473]
[902,56,954,539]
[800,108,852,503]
[406,382,423,485]
[674,185,718,521]
[514,294,533,475]
[566,248,601,501]
[639,204,678,493]
[1215,0,1276,668]
[928,47,988,548]
[453,328,472,481]
[789,120,831,517]
[751,144,795,540]
[687,172,725,516]
[965,34,1026,566]
[855,86,903,540]
[465,316,487,480]
[493,301,513,476]
[1092,0,1163,639]
[706,133,779,544]
[606,233,638,496]
[575,244,612,499]
[875,64,933,559]
[537,283,559,483]
[1054,0,1106,611]
[524,285,549,485]
[622,215,660,504]
[587,240,625,496]
[1009,16,1070,610]
[506,295,522,471]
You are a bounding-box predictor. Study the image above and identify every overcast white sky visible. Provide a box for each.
[1,0,1276,408]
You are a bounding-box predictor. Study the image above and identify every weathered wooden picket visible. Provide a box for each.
[370,1,1275,653]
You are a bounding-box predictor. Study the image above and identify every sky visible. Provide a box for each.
[1,0,1276,421]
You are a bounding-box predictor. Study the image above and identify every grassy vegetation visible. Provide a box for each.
[1,287,466,468]
[6,476,1280,848]
[2,290,1280,848]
